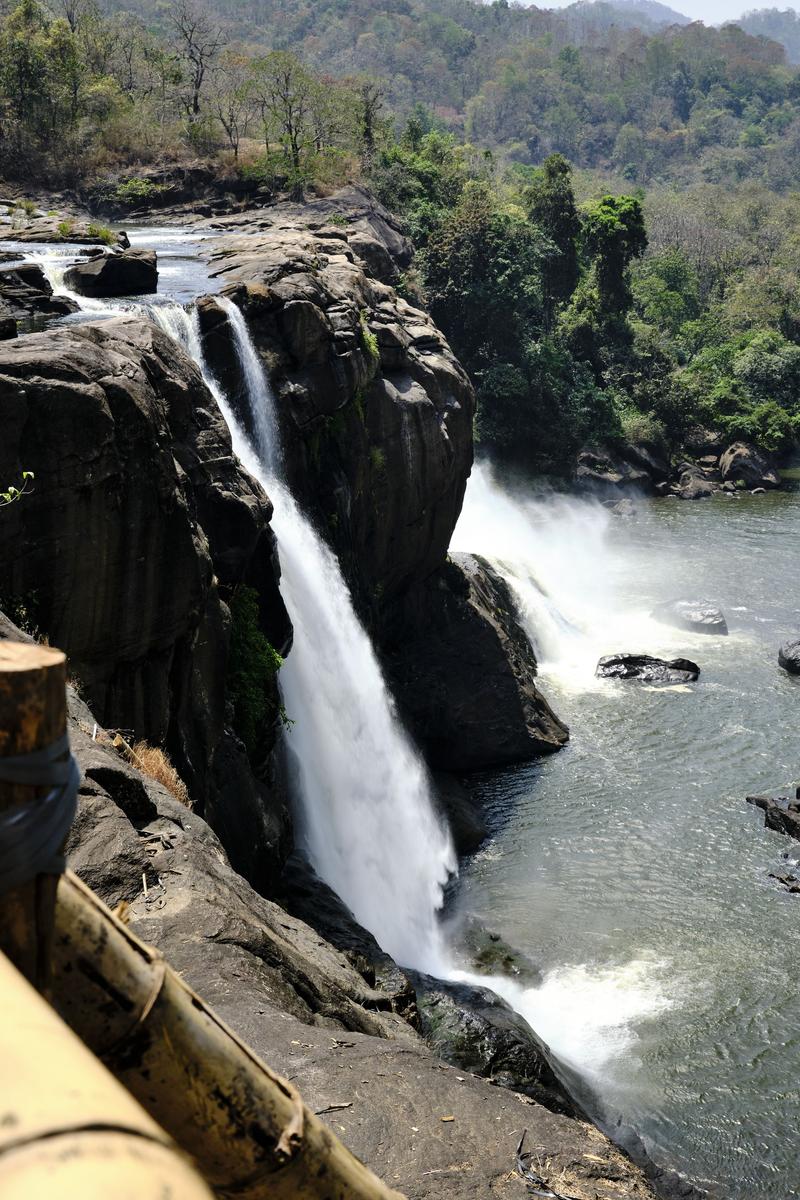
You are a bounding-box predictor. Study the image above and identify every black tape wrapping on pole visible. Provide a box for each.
[0,732,80,893]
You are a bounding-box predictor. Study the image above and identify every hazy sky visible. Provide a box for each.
[541,0,792,27]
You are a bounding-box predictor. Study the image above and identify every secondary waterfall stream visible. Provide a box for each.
[29,238,800,1197]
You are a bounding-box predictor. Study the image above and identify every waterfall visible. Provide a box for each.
[451,462,677,690]
[196,299,456,973]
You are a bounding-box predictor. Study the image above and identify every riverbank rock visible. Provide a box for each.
[596,654,700,683]
[0,316,291,885]
[576,441,667,495]
[384,554,569,770]
[671,463,718,500]
[0,212,128,245]
[652,599,729,635]
[778,640,800,674]
[720,441,780,489]
[747,789,800,840]
[63,247,157,296]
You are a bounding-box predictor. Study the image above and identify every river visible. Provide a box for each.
[20,230,800,1197]
[453,466,800,1198]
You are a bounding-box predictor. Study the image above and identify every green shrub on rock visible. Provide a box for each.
[227,585,285,760]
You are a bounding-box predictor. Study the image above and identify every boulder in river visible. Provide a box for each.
[779,640,800,674]
[0,261,78,318]
[596,654,700,683]
[651,599,729,636]
[747,789,800,840]
[719,441,780,490]
[64,247,157,297]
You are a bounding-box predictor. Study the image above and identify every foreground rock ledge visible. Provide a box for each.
[0,624,657,1200]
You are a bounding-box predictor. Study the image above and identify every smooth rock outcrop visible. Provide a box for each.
[0,261,78,319]
[778,640,800,674]
[0,317,291,882]
[652,599,729,636]
[384,554,569,770]
[720,441,780,489]
[64,247,158,296]
[596,654,700,683]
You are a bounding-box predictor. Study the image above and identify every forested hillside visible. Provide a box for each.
[78,0,800,190]
[3,0,800,474]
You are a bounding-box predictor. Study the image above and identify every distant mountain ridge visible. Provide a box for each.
[735,7,800,62]
[559,0,692,29]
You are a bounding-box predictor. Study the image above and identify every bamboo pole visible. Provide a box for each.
[0,641,66,987]
[50,869,406,1200]
[0,643,405,1199]
[0,947,215,1200]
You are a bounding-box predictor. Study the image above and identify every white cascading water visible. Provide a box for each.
[36,247,668,1095]
[201,299,456,973]
[452,462,687,689]
[207,307,671,1082]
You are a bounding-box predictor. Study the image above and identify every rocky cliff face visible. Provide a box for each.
[198,209,473,629]
[195,195,566,772]
[0,316,291,887]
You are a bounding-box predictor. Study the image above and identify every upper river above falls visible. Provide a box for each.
[16,229,800,1198]
[453,470,800,1199]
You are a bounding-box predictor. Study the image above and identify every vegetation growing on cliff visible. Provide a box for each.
[227,585,285,761]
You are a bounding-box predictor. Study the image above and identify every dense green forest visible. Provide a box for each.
[3,0,800,470]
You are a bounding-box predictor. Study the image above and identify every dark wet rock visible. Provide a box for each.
[412,975,578,1117]
[719,441,780,490]
[683,427,725,457]
[768,870,800,893]
[596,654,700,683]
[433,771,488,855]
[0,302,16,339]
[652,600,728,636]
[384,553,569,770]
[0,261,78,319]
[452,917,543,987]
[0,316,291,877]
[64,247,157,297]
[197,215,566,773]
[748,789,800,840]
[779,640,800,674]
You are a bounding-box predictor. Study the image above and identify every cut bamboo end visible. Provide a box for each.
[0,639,68,985]
[0,949,214,1200]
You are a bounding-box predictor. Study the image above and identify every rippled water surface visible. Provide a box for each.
[453,481,800,1197]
